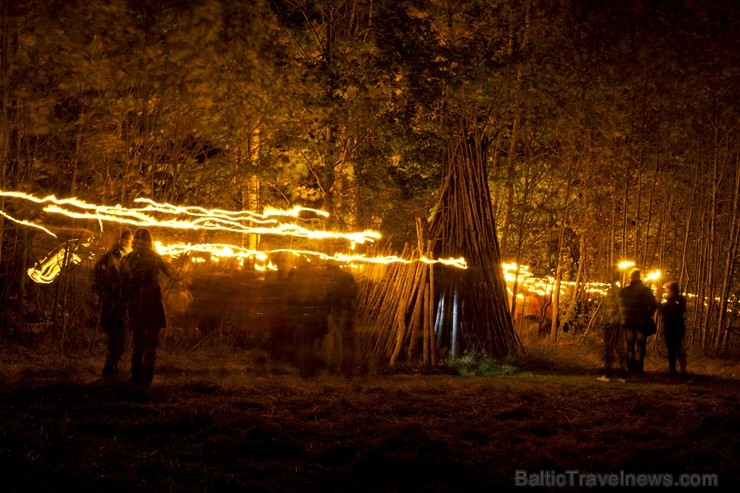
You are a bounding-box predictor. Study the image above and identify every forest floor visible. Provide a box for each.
[0,333,738,492]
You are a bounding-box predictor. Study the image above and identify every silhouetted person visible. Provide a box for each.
[619,268,657,374]
[93,229,133,377]
[327,264,357,375]
[658,281,687,376]
[121,228,181,387]
[597,279,627,382]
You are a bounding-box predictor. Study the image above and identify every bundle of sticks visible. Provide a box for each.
[356,135,521,366]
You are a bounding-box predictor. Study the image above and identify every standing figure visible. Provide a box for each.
[121,228,181,387]
[93,229,133,377]
[658,281,687,376]
[618,268,657,374]
[597,279,627,382]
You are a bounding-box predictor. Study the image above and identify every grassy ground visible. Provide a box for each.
[0,333,738,492]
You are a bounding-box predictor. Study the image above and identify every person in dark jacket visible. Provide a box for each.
[618,268,657,374]
[93,229,133,377]
[597,279,627,382]
[658,281,687,376]
[120,228,181,387]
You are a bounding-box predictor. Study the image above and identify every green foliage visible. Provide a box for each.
[450,352,519,377]
[2,0,739,352]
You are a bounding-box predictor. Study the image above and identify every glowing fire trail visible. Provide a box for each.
[42,204,381,244]
[3,191,469,283]
[1,191,327,222]
[1,190,381,245]
[0,208,58,237]
[25,238,95,284]
[156,242,468,269]
[24,240,468,285]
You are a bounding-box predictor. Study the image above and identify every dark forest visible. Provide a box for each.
[0,1,738,491]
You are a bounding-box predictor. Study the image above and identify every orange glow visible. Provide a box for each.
[26,239,94,284]
[155,241,468,269]
[1,190,469,283]
[0,208,58,237]
[501,262,610,297]
[1,190,380,245]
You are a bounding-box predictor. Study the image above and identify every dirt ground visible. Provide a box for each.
[0,337,738,492]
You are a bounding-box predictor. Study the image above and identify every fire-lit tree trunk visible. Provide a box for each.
[549,240,563,341]
[549,160,576,342]
[703,118,739,352]
[702,139,719,349]
[621,169,629,264]
[242,129,261,252]
[715,153,740,352]
[508,154,550,322]
[499,0,531,257]
[641,158,660,270]
[679,161,699,292]
[0,0,12,267]
[608,183,618,279]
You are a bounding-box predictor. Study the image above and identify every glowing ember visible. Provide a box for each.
[254,260,279,272]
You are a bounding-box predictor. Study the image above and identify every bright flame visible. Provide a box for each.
[1,189,470,283]
[155,241,467,269]
[618,260,636,270]
[1,190,380,245]
[501,262,612,297]
[0,208,58,237]
[255,260,279,272]
[643,269,662,282]
[26,241,83,283]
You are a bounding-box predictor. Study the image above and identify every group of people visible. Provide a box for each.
[95,236,689,386]
[597,268,687,382]
[93,228,182,387]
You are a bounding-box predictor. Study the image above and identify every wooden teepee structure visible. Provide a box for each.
[357,133,520,366]
[428,136,521,359]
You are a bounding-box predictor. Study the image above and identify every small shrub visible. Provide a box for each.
[449,352,520,377]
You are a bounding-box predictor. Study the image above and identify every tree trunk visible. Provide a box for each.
[714,151,740,352]
[0,0,13,266]
[621,170,629,262]
[549,159,574,341]
[608,182,617,278]
[243,129,261,251]
[500,0,530,256]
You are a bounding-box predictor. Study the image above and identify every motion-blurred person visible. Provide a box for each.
[93,229,133,377]
[618,268,657,374]
[597,278,627,382]
[658,281,687,376]
[121,228,182,387]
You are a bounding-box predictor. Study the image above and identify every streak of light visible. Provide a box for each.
[0,190,380,245]
[0,209,58,237]
[155,242,468,269]
[26,241,82,283]
[4,191,470,283]
[41,204,381,245]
